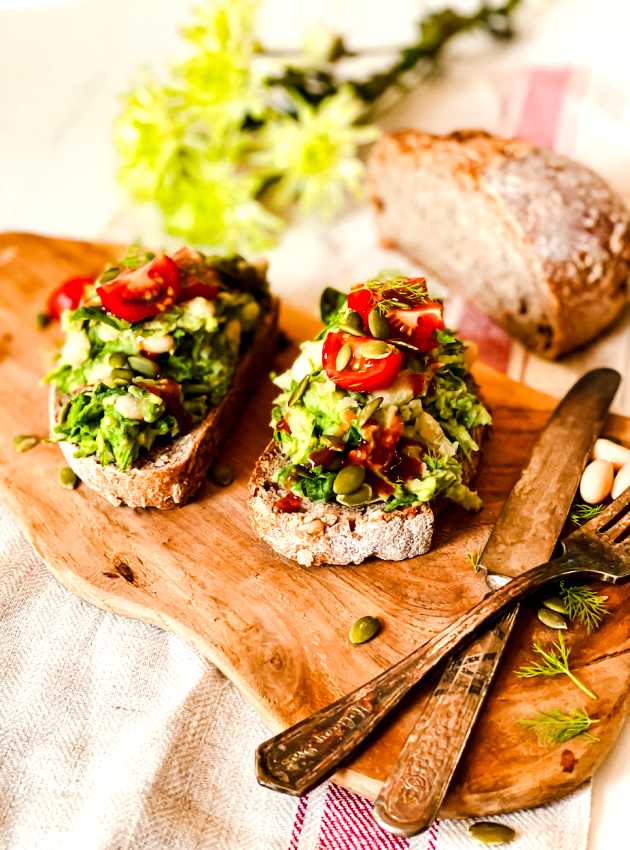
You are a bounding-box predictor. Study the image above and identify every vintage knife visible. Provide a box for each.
[256,368,620,803]
[373,366,621,835]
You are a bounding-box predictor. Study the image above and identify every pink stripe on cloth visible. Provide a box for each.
[317,784,410,850]
[514,67,574,148]
[288,795,309,850]
[426,819,441,850]
[456,302,511,374]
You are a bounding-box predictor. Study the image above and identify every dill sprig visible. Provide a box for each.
[516,632,597,700]
[519,707,599,744]
[466,550,482,573]
[570,502,604,526]
[364,274,432,313]
[559,582,608,633]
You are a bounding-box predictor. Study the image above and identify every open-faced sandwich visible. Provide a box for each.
[249,274,491,566]
[47,246,278,508]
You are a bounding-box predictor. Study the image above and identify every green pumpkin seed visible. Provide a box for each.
[344,310,363,331]
[337,323,362,337]
[183,383,213,396]
[336,482,373,506]
[359,340,392,360]
[359,396,383,425]
[537,607,567,630]
[59,467,78,490]
[128,355,160,378]
[109,352,128,368]
[13,434,39,453]
[468,822,516,845]
[36,312,51,329]
[288,375,309,406]
[209,462,233,487]
[335,343,352,372]
[368,307,389,339]
[110,367,134,383]
[333,465,365,495]
[542,595,568,615]
[349,615,381,645]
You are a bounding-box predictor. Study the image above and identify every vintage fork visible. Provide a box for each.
[256,487,630,796]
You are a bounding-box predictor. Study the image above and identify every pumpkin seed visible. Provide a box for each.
[359,396,383,425]
[13,434,39,453]
[337,323,363,337]
[109,352,128,368]
[111,367,134,383]
[209,462,233,487]
[336,482,373,506]
[542,595,568,615]
[335,343,352,372]
[128,355,160,378]
[368,307,389,339]
[183,383,213,396]
[349,615,381,645]
[288,375,309,406]
[321,434,345,450]
[468,822,516,845]
[59,466,78,490]
[359,340,392,360]
[537,607,568,630]
[36,312,51,329]
[344,310,363,331]
[333,465,365,495]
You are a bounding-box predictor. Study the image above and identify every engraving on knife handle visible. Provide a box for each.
[373,607,519,834]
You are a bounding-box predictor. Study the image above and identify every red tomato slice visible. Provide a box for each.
[389,300,444,351]
[322,331,403,392]
[47,275,94,319]
[97,255,181,322]
[347,286,377,326]
[179,277,220,302]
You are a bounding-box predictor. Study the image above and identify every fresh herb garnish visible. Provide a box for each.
[570,502,604,526]
[559,582,608,633]
[516,633,597,700]
[320,286,347,324]
[519,707,599,744]
[466,550,482,572]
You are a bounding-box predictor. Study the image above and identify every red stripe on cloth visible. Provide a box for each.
[288,795,309,850]
[426,819,441,850]
[514,67,573,149]
[317,784,410,850]
[456,303,511,374]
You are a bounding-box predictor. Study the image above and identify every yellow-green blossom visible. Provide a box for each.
[256,88,379,216]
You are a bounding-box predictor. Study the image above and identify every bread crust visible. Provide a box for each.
[248,423,486,567]
[367,129,630,358]
[50,299,279,509]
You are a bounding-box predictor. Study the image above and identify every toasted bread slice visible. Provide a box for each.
[248,423,485,567]
[51,299,279,509]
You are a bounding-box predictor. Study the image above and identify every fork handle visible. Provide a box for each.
[256,555,583,796]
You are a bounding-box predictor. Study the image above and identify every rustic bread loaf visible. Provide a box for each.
[51,299,279,509]
[367,129,630,358]
[249,424,485,567]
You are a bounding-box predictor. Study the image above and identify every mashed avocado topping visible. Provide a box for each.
[271,275,491,512]
[47,246,269,471]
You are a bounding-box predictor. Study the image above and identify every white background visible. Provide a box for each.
[1,1,629,848]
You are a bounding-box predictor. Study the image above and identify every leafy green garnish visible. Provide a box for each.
[559,582,608,633]
[519,707,599,744]
[71,306,131,330]
[516,633,597,701]
[467,550,482,572]
[569,502,604,526]
[320,287,347,325]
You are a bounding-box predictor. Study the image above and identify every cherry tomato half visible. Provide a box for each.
[96,255,181,323]
[322,331,403,392]
[47,275,94,319]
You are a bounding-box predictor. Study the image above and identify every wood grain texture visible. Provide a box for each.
[0,232,628,818]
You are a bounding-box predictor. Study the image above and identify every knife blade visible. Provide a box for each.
[372,367,621,835]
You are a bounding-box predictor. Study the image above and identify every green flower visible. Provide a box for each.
[182,0,259,56]
[256,88,379,216]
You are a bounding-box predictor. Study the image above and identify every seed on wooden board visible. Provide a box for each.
[59,467,78,489]
[592,437,630,469]
[612,462,630,500]
[468,822,516,845]
[333,465,365,495]
[542,596,568,615]
[537,607,568,630]
[13,435,38,453]
[349,616,381,645]
[579,459,614,504]
[367,308,389,339]
[209,462,233,487]
[335,343,352,371]
[288,375,309,406]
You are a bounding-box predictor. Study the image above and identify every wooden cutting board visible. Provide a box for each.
[0,232,629,818]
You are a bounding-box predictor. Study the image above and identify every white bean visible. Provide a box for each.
[579,459,614,504]
[611,463,630,500]
[592,438,630,469]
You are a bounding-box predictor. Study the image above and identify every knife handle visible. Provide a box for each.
[372,606,519,836]
[256,555,582,797]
